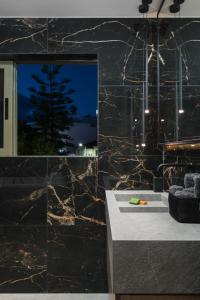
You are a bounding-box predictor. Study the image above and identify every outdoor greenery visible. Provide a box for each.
[18,64,77,155]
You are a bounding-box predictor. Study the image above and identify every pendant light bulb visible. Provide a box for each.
[178,109,184,114]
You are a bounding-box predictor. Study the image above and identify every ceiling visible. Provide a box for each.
[0,0,199,18]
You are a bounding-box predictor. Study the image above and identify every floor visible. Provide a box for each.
[0,295,115,300]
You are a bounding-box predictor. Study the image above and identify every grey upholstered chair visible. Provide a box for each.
[169,173,200,199]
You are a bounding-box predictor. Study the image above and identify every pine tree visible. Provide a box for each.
[28,64,77,152]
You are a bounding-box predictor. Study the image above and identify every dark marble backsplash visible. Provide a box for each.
[0,17,200,293]
[0,226,47,293]
[47,226,107,293]
[0,224,107,293]
[0,157,108,293]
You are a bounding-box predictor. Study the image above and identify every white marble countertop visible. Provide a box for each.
[106,190,200,241]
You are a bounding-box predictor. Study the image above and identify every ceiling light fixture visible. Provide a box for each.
[138,0,152,14]
[170,0,185,14]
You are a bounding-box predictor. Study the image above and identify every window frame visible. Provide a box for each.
[0,54,98,157]
[0,61,17,156]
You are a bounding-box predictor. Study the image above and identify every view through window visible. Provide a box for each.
[17,62,97,156]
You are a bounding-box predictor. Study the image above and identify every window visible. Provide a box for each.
[0,56,98,156]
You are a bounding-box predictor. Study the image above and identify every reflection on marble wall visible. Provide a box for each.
[179,86,200,139]
[0,17,200,293]
[159,85,200,142]
[0,157,47,179]
[0,19,47,53]
[47,157,104,225]
[163,153,200,189]
[0,226,47,293]
[0,157,107,293]
[0,186,47,224]
[159,19,200,86]
[98,155,161,191]
[48,18,146,85]
[159,19,200,142]
[47,226,107,293]
[99,86,159,155]
[99,87,136,156]
[0,158,48,225]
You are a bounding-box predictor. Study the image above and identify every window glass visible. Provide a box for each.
[17,63,97,156]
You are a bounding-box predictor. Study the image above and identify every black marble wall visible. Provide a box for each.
[0,157,107,293]
[0,18,199,293]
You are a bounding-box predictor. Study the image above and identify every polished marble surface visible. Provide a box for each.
[0,158,48,225]
[0,17,200,294]
[0,186,47,224]
[0,157,47,179]
[0,226,47,293]
[0,19,47,53]
[106,190,200,294]
[47,157,102,225]
[106,190,200,241]
[47,226,107,293]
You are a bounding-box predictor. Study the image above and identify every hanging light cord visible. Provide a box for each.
[157,0,166,18]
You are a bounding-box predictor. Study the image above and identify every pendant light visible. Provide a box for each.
[170,0,185,14]
[178,47,184,114]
